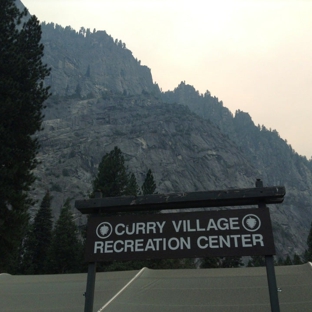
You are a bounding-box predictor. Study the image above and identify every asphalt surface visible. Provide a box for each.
[1,263,311,311]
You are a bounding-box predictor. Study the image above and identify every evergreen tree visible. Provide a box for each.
[14,223,36,274]
[292,253,302,265]
[0,0,50,272]
[141,169,156,195]
[31,191,53,273]
[15,191,53,274]
[46,199,82,273]
[305,221,312,262]
[92,146,129,197]
[283,255,292,265]
[247,255,265,267]
[200,257,219,268]
[276,257,284,266]
[219,256,243,268]
[200,256,243,269]
[103,258,195,272]
[126,172,140,196]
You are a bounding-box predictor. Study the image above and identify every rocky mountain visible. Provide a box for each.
[32,92,256,219]
[19,16,311,258]
[41,23,160,98]
[162,83,312,255]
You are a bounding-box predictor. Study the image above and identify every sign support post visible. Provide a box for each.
[265,256,280,312]
[84,191,101,312]
[256,179,280,312]
[84,262,97,312]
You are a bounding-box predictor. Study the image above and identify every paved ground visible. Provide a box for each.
[1,263,312,311]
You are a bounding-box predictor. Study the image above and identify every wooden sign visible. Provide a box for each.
[85,208,275,262]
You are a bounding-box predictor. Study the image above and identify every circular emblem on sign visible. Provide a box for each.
[242,214,261,232]
[96,222,113,239]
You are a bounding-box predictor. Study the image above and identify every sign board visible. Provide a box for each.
[85,208,275,262]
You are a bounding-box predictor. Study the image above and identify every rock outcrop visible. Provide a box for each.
[41,24,160,98]
[163,82,312,257]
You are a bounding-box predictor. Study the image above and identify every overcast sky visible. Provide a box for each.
[23,0,312,159]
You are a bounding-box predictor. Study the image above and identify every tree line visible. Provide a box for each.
[13,146,190,274]
[13,146,312,274]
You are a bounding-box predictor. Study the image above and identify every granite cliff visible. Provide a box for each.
[41,23,160,98]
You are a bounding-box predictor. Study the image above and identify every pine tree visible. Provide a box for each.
[141,169,156,195]
[292,253,302,265]
[0,0,50,272]
[305,221,312,262]
[219,256,243,268]
[14,223,36,274]
[276,257,284,266]
[92,146,129,197]
[247,255,265,267]
[126,172,140,196]
[46,199,82,274]
[283,255,292,265]
[31,191,53,273]
[200,257,219,268]
[15,191,53,274]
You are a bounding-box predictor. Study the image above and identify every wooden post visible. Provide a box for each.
[84,191,101,312]
[256,179,280,312]
[84,262,97,312]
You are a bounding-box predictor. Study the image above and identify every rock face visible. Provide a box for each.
[162,82,312,257]
[32,90,307,258]
[41,24,160,98]
[33,93,257,215]
[18,9,311,258]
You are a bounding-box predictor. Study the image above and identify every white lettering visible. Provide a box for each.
[168,237,180,250]
[217,218,229,230]
[180,237,191,249]
[94,241,103,253]
[172,220,183,232]
[136,222,145,234]
[196,234,265,250]
[252,234,264,246]
[115,223,125,235]
[135,239,144,251]
[207,219,218,231]
[196,219,205,231]
[146,222,156,234]
[219,235,231,248]
[230,217,240,230]
[104,241,113,253]
[241,234,252,247]
[125,224,135,235]
[162,238,166,250]
[145,239,155,251]
[197,236,208,249]
[153,238,162,251]
[231,235,240,247]
[114,240,123,253]
[157,221,166,233]
[209,236,219,248]
[187,220,196,232]
[183,220,187,232]
[124,240,134,252]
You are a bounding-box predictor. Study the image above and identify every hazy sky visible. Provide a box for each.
[23,0,312,158]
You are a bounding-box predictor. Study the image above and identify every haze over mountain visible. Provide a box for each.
[15,0,312,258]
